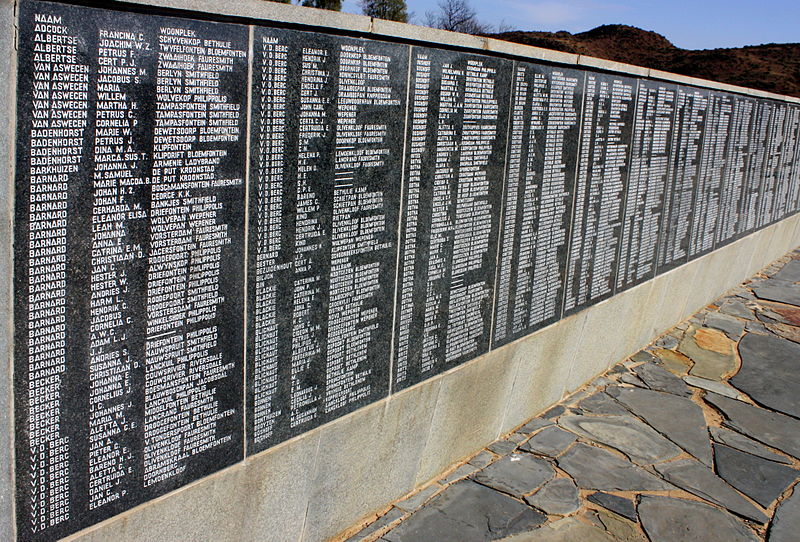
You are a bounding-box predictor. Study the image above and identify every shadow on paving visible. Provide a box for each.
[342,247,800,542]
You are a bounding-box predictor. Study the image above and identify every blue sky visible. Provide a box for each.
[341,0,800,50]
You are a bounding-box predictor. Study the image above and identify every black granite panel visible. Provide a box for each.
[392,47,512,391]
[783,106,800,218]
[492,63,583,347]
[688,91,733,258]
[246,27,407,453]
[715,95,756,247]
[763,102,788,224]
[757,101,782,229]
[14,1,248,540]
[616,80,677,293]
[656,86,708,273]
[563,72,636,315]
[768,103,800,222]
[739,100,772,235]
[790,105,800,216]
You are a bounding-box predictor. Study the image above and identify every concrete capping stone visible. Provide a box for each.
[483,37,579,65]
[0,0,16,540]
[577,54,649,77]
[105,0,800,103]
[120,0,374,33]
[645,68,704,88]
[370,18,488,51]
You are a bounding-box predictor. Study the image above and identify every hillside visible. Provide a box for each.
[489,25,800,98]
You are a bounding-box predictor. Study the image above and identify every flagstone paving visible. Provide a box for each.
[340,248,800,542]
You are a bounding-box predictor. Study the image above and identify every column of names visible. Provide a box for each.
[715,96,754,244]
[393,49,509,390]
[564,74,634,312]
[23,12,88,534]
[689,92,732,257]
[250,35,287,446]
[247,29,405,451]
[656,88,707,271]
[143,24,245,487]
[616,82,676,291]
[87,26,150,511]
[493,65,581,345]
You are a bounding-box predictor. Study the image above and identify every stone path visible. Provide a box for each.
[340,248,800,542]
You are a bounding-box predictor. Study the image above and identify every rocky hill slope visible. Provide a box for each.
[489,25,800,97]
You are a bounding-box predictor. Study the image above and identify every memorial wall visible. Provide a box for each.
[10,0,800,540]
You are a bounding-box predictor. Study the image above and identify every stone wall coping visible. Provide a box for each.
[113,0,800,103]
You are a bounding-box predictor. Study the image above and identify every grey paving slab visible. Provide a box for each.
[469,451,497,469]
[656,335,681,349]
[618,373,649,388]
[557,443,672,491]
[683,375,744,399]
[705,312,746,339]
[564,389,591,405]
[769,486,800,542]
[709,426,792,464]
[559,415,683,465]
[607,387,712,465]
[383,481,547,542]
[651,348,692,375]
[508,433,530,445]
[704,392,800,458]
[714,443,799,508]
[395,483,442,512]
[719,300,755,320]
[775,259,800,278]
[756,305,793,323]
[732,333,800,418]
[519,427,577,457]
[765,322,800,344]
[632,362,693,396]
[756,308,790,325]
[524,478,580,516]
[631,351,656,363]
[654,458,768,523]
[587,492,637,521]
[345,508,405,542]
[579,392,630,416]
[745,320,769,334]
[543,405,566,419]
[638,496,760,542]
[489,440,520,456]
[441,464,480,485]
[359,249,800,542]
[590,508,648,541]
[519,418,554,434]
[591,376,615,388]
[472,454,556,497]
[680,327,737,379]
[753,280,800,306]
[762,303,800,326]
[498,517,618,542]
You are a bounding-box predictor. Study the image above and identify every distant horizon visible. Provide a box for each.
[340,0,799,50]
